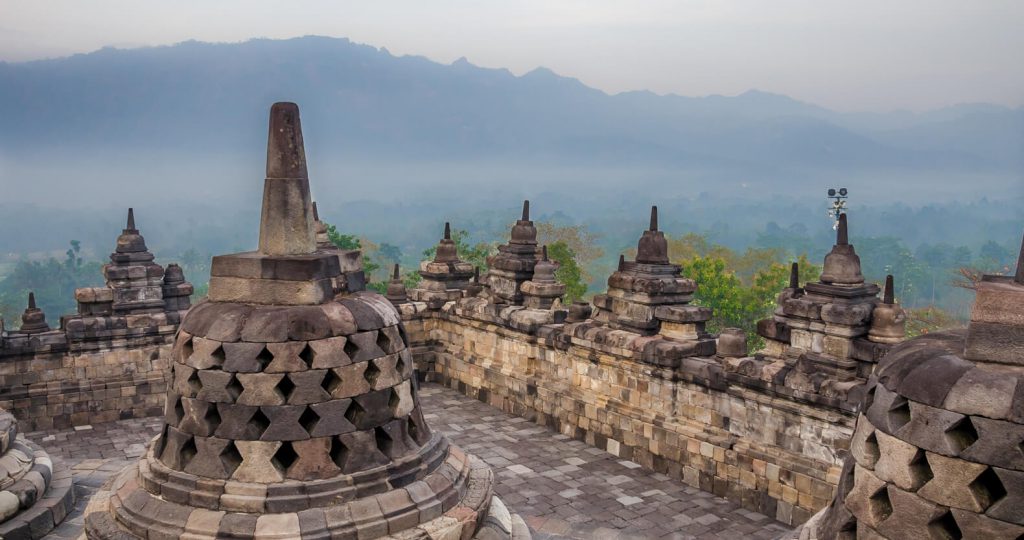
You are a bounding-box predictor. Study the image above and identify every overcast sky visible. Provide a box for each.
[1,0,1021,112]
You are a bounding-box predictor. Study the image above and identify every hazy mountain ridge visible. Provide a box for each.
[1,35,1020,172]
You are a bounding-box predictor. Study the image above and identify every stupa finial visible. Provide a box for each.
[393,263,400,280]
[650,205,659,231]
[126,208,136,231]
[28,291,36,310]
[542,245,548,261]
[618,254,625,271]
[522,200,530,221]
[789,262,799,289]
[444,222,451,240]
[883,275,895,304]
[257,102,317,256]
[837,213,849,246]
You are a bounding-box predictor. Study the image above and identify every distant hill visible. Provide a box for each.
[1,36,1020,170]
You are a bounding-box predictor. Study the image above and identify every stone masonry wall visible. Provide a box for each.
[410,311,852,527]
[0,338,171,431]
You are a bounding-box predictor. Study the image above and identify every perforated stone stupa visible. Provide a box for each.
[83,102,529,539]
[800,233,1024,539]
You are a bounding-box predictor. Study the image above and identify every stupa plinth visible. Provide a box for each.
[84,102,529,540]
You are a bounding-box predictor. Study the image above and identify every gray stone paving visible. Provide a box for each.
[24,383,791,539]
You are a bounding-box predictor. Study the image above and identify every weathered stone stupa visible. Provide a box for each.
[486,201,539,305]
[84,103,528,539]
[591,206,714,345]
[802,233,1024,539]
[409,223,474,309]
[756,213,903,407]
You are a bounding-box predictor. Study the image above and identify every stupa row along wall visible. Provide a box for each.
[0,211,192,432]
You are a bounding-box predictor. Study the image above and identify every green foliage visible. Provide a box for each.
[546,241,587,303]
[325,224,362,250]
[674,234,822,349]
[0,241,104,328]
[325,223,380,283]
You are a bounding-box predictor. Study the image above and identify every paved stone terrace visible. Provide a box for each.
[24,383,791,539]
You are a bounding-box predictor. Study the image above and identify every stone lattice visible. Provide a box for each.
[83,102,529,539]
[801,233,1024,539]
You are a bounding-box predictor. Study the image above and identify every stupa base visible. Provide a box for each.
[83,447,531,539]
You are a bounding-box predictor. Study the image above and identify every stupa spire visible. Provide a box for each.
[257,102,316,256]
[836,213,849,246]
[542,245,548,261]
[444,221,451,240]
[393,263,401,280]
[789,262,799,289]
[883,275,895,304]
[28,291,36,310]
[618,254,625,271]
[635,206,669,264]
[650,205,659,231]
[126,208,136,231]
[522,200,530,221]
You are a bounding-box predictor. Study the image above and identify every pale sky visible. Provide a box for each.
[1,0,1022,112]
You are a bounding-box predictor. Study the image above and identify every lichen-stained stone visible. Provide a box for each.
[236,373,287,406]
[340,299,385,332]
[287,437,341,481]
[213,404,266,440]
[222,342,273,373]
[196,370,237,404]
[254,512,301,540]
[185,337,226,370]
[961,416,1024,470]
[872,431,930,492]
[308,336,352,369]
[332,363,371,399]
[943,365,1017,420]
[259,405,309,441]
[873,484,946,540]
[850,416,880,470]
[217,512,258,538]
[917,451,992,512]
[320,302,358,337]
[392,381,416,418]
[844,464,890,529]
[184,437,239,480]
[951,508,1024,538]
[232,441,284,483]
[336,430,389,473]
[344,330,386,363]
[985,467,1024,525]
[159,426,196,471]
[264,342,310,373]
[178,399,221,437]
[896,400,973,458]
[286,370,332,405]
[896,354,972,408]
[308,399,355,437]
[240,307,292,343]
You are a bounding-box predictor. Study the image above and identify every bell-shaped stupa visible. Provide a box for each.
[84,102,529,539]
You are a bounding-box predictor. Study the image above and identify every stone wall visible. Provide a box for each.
[0,328,173,431]
[407,308,852,527]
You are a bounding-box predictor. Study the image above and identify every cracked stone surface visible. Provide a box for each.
[25,383,791,539]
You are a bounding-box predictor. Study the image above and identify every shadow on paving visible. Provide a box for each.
[24,383,792,539]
